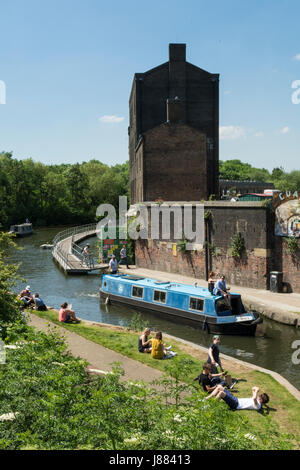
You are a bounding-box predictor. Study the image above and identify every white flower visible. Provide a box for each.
[173,414,186,423]
[0,412,19,421]
[124,433,143,444]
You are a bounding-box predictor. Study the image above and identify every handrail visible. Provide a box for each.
[52,223,97,247]
[52,223,98,270]
[72,242,95,268]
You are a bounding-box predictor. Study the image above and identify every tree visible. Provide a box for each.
[0,231,23,324]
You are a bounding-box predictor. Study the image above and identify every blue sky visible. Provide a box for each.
[0,0,300,171]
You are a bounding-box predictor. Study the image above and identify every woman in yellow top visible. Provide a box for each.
[151,331,167,359]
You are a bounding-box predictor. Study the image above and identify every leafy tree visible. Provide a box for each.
[0,231,23,325]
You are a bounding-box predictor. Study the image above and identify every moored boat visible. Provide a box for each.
[9,223,33,237]
[100,274,262,336]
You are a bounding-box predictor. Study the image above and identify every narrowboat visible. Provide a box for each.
[9,223,33,237]
[100,274,262,336]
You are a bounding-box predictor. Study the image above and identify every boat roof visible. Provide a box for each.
[14,223,32,227]
[104,274,240,299]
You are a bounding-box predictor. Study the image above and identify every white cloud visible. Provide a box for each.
[254,131,264,137]
[293,53,300,61]
[224,90,231,95]
[219,126,246,140]
[99,115,124,123]
[280,126,290,134]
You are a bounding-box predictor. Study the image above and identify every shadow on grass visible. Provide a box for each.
[258,405,277,416]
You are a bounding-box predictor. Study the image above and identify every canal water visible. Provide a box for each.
[8,226,300,391]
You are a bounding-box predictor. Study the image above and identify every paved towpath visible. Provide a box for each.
[29,314,163,383]
[119,266,300,326]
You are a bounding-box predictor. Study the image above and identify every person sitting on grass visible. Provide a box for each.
[205,384,269,411]
[194,363,228,393]
[138,328,152,353]
[58,302,80,323]
[19,285,34,308]
[151,331,176,359]
[33,293,48,311]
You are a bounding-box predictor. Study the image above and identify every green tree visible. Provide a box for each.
[0,231,23,324]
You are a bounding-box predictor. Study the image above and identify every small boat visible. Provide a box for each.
[9,223,33,237]
[100,274,262,336]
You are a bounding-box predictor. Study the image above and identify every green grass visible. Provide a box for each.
[31,308,300,448]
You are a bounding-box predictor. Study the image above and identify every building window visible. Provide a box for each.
[153,290,166,303]
[189,297,204,311]
[132,286,144,299]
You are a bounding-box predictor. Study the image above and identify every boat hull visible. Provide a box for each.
[14,231,33,238]
[99,289,258,336]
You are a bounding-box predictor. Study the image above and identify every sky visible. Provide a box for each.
[0,0,300,171]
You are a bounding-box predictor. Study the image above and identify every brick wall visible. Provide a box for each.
[273,236,300,292]
[142,123,207,201]
[134,202,273,290]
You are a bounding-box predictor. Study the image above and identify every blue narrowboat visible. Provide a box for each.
[100,274,262,336]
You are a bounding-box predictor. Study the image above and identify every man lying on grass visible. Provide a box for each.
[205,384,269,411]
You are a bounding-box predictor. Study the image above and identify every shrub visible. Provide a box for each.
[284,236,298,258]
[0,323,293,450]
[230,232,245,259]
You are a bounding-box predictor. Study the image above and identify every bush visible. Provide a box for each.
[230,232,245,259]
[0,324,293,450]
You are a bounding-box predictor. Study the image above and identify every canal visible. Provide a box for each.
[8,226,300,391]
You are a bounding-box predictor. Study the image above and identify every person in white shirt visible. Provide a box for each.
[82,243,90,266]
[109,255,118,274]
[119,246,129,269]
[205,384,269,411]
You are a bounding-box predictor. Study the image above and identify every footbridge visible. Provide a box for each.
[52,223,109,274]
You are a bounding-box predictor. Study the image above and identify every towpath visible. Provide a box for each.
[28,314,163,383]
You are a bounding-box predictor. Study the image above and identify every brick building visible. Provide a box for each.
[129,44,300,293]
[129,43,219,204]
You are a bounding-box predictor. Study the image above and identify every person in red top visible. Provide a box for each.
[58,302,80,323]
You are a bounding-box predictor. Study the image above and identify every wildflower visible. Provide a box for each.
[0,412,19,422]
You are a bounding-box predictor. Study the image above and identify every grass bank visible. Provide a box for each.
[32,309,300,448]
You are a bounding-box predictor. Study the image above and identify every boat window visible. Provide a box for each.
[189,297,204,311]
[215,299,230,313]
[153,290,166,303]
[132,286,144,298]
[104,281,107,288]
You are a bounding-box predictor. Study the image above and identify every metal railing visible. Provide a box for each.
[52,223,97,270]
[71,242,95,268]
[52,223,97,247]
